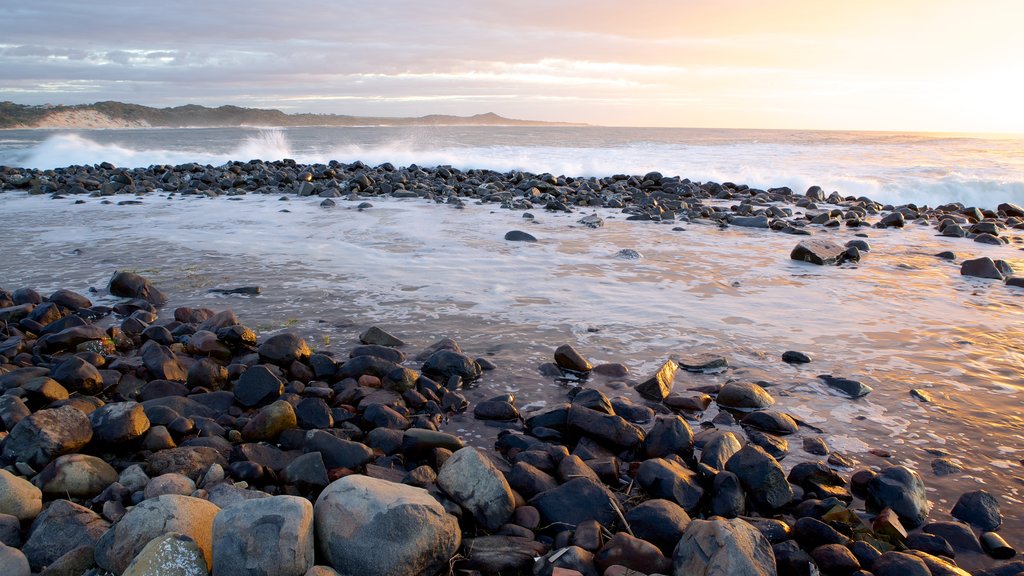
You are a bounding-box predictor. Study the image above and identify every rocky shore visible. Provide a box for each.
[0,160,1023,576]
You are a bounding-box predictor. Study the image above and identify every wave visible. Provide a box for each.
[4,129,1024,209]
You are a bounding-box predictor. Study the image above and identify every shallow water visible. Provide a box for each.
[3,191,1024,561]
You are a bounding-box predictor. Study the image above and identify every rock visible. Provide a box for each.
[960,257,1004,280]
[716,381,774,410]
[241,400,297,442]
[578,213,604,228]
[234,365,284,408]
[33,454,117,498]
[2,405,92,468]
[437,447,515,531]
[303,430,373,470]
[905,532,955,558]
[505,230,537,242]
[871,551,930,576]
[281,452,329,489]
[950,489,1001,531]
[50,355,104,395]
[94,494,220,575]
[421,349,482,382]
[866,466,931,528]
[358,326,405,347]
[212,495,314,576]
[731,216,770,228]
[530,477,618,529]
[0,469,43,521]
[123,532,209,576]
[791,239,850,265]
[643,415,694,460]
[678,353,728,373]
[141,340,188,381]
[145,473,197,499]
[794,517,849,549]
[595,532,672,575]
[672,517,776,576]
[699,431,743,471]
[710,470,745,518]
[637,458,704,513]
[109,271,168,307]
[462,535,548,573]
[48,289,92,311]
[555,344,593,373]
[258,332,311,365]
[725,445,793,511]
[811,543,860,575]
[878,212,905,228]
[635,359,678,401]
[566,405,644,450]
[624,499,690,555]
[0,543,29,576]
[22,500,110,570]
[923,521,983,554]
[314,475,460,576]
[90,401,150,444]
[508,462,558,498]
[147,447,229,481]
[474,396,520,421]
[782,350,811,364]
[818,374,873,398]
[741,410,799,435]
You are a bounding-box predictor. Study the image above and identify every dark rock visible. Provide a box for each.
[791,239,850,265]
[147,446,229,480]
[594,532,671,575]
[818,374,873,398]
[717,381,774,410]
[554,344,593,373]
[504,230,537,242]
[567,405,645,450]
[923,521,983,554]
[742,410,799,435]
[2,406,92,468]
[421,349,482,382]
[359,326,405,347]
[508,462,558,498]
[635,359,677,400]
[699,431,743,470]
[50,356,104,395]
[462,535,547,573]
[725,444,793,511]
[258,332,311,365]
[89,401,150,444]
[678,353,728,373]
[643,415,694,459]
[140,340,187,381]
[474,397,520,421]
[21,500,109,570]
[303,430,373,470]
[782,350,811,364]
[871,551,930,576]
[108,271,167,306]
[710,470,745,518]
[48,289,92,311]
[905,532,955,558]
[811,543,860,575]
[530,477,618,529]
[637,457,704,513]
[866,466,931,528]
[624,499,690,556]
[437,447,515,531]
[673,517,777,576]
[960,256,1004,280]
[731,215,770,228]
[350,344,405,364]
[234,365,284,407]
[794,516,849,549]
[950,489,1001,531]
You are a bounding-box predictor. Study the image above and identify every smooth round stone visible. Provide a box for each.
[144,473,197,500]
[122,532,209,576]
[716,381,774,410]
[34,453,118,498]
[0,469,42,521]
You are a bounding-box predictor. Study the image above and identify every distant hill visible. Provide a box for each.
[0,101,583,129]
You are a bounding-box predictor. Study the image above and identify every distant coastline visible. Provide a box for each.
[0,101,585,130]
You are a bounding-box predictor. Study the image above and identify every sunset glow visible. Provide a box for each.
[3,0,1023,132]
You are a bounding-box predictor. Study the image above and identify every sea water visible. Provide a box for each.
[2,127,1024,557]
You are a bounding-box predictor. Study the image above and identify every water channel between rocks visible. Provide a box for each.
[3,191,1023,549]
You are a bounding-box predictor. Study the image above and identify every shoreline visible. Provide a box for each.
[0,162,1022,575]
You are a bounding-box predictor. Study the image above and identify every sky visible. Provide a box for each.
[3,0,1023,133]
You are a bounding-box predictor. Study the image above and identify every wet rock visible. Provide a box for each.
[678,353,728,373]
[212,495,314,576]
[818,374,873,398]
[505,230,537,242]
[950,489,1001,531]
[109,271,168,307]
[772,540,814,576]
[905,532,956,558]
[624,499,690,555]
[147,446,229,481]
[474,395,521,421]
[731,215,770,228]
[643,415,694,459]
[437,447,515,531]
[48,289,92,311]
[567,405,645,450]
[673,517,776,576]
[866,466,931,528]
[535,546,597,576]
[610,396,654,423]
[710,470,745,518]
[923,521,983,554]
[144,473,196,499]
[187,358,228,390]
[878,212,906,228]
[717,381,774,410]
[782,350,811,364]
[421,349,482,382]
[960,257,1004,280]
[725,445,793,511]
[554,344,593,373]
[140,340,188,381]
[22,499,110,570]
[359,326,405,347]
[462,535,548,573]
[635,359,678,400]
[303,430,372,470]
[531,477,618,529]
[2,405,92,468]
[794,516,849,549]
[241,399,297,442]
[0,468,43,521]
[742,410,799,435]
[33,454,117,498]
[258,332,311,365]
[314,475,460,576]
[699,431,743,471]
[637,457,704,513]
[791,239,850,265]
[811,543,860,575]
[94,494,220,575]
[122,532,208,576]
[871,551,930,576]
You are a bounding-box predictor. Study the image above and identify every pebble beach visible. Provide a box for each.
[1,158,1023,576]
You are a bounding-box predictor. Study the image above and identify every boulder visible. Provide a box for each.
[624,499,691,555]
[90,401,150,444]
[461,535,548,573]
[950,489,1001,531]
[241,400,297,442]
[716,381,774,410]
[0,469,42,521]
[421,349,482,382]
[33,454,117,498]
[635,360,678,401]
[109,271,168,307]
[871,551,930,576]
[234,365,284,408]
[258,333,311,365]
[554,344,593,373]
[2,405,92,468]
[22,500,110,570]
[643,415,694,459]
[637,458,704,513]
[866,466,930,528]
[50,356,104,395]
[672,518,776,576]
[212,495,314,576]
[725,445,793,511]
[94,494,220,575]
[530,477,618,529]
[504,230,537,242]
[960,257,1004,280]
[595,532,671,575]
[314,475,460,576]
[437,447,515,531]
[790,239,850,265]
[122,532,209,576]
[0,543,29,576]
[141,341,188,381]
[359,326,405,347]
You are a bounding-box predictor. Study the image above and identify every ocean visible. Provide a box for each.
[2,126,1024,557]
[2,125,1023,210]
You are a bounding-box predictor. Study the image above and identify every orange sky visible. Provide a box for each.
[3,0,1022,132]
